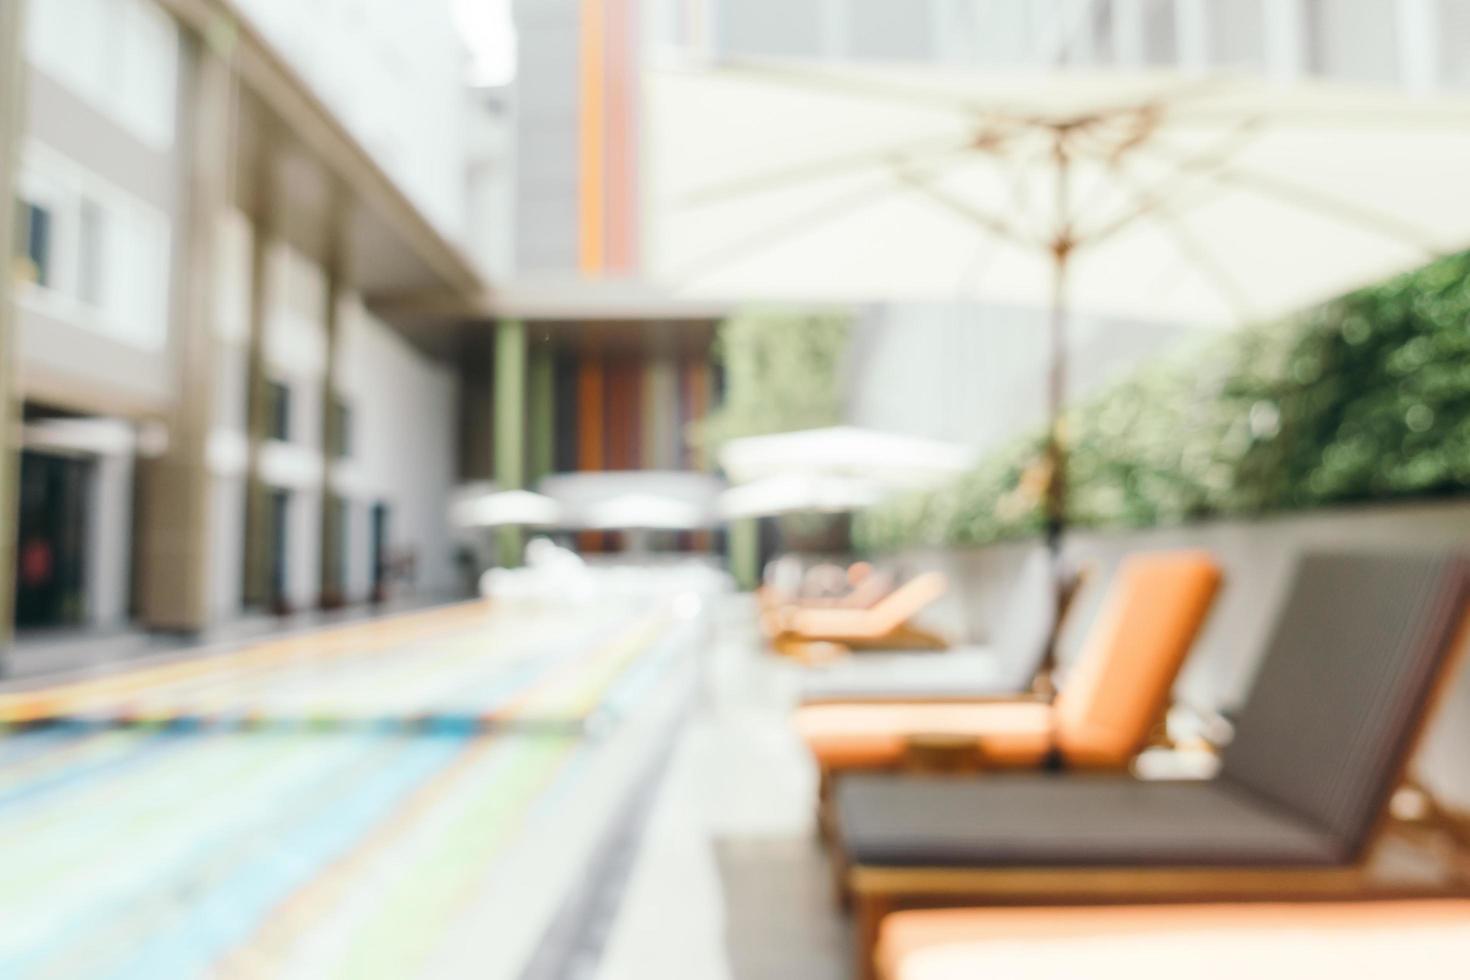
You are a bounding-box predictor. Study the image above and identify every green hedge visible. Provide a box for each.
[855,251,1470,553]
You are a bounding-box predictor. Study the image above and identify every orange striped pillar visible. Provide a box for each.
[604,0,638,272]
[605,357,644,470]
[578,0,607,275]
[579,0,639,277]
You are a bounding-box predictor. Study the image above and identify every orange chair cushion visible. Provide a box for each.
[792,550,1219,774]
[1053,550,1221,767]
[783,571,949,642]
[793,701,1053,771]
[878,902,1470,980]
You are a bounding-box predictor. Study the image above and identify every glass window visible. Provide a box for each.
[331,398,352,459]
[77,199,104,306]
[26,0,177,150]
[268,381,292,442]
[15,200,52,287]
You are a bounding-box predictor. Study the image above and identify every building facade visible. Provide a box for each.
[7,0,1464,654]
[1,0,482,658]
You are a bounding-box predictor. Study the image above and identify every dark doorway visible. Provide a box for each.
[322,495,350,608]
[370,502,389,603]
[269,489,290,612]
[14,451,91,629]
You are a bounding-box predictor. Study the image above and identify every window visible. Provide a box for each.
[267,381,292,442]
[330,398,352,458]
[77,199,104,306]
[15,200,51,287]
[17,147,171,350]
[332,495,352,594]
[26,0,178,150]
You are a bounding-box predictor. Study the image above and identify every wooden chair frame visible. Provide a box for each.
[837,599,1470,980]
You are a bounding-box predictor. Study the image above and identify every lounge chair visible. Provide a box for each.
[876,900,1470,980]
[798,549,1071,704]
[794,550,1221,777]
[834,551,1470,976]
[771,571,952,657]
[759,562,899,646]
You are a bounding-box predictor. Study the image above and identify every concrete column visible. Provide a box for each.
[642,355,677,470]
[818,0,849,61]
[728,517,759,592]
[1175,0,1209,70]
[136,31,234,633]
[1398,0,1439,93]
[319,185,349,607]
[240,137,279,611]
[1111,0,1145,66]
[494,319,527,566]
[0,0,27,663]
[526,342,555,485]
[1264,0,1307,81]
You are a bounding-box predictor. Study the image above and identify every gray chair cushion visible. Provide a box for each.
[799,647,1021,702]
[837,773,1342,868]
[1221,551,1470,854]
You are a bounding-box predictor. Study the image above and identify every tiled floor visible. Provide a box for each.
[0,599,718,979]
[596,600,850,980]
[0,591,851,979]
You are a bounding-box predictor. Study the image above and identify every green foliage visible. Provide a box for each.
[855,251,1470,553]
[693,308,852,454]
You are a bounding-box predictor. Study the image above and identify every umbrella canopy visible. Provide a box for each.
[717,473,888,520]
[577,492,713,531]
[451,489,562,528]
[649,60,1470,546]
[647,61,1470,327]
[719,426,975,488]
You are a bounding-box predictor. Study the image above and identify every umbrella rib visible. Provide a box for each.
[1106,157,1258,324]
[674,136,972,209]
[1076,118,1264,248]
[668,174,920,287]
[1133,139,1450,257]
[891,165,1038,248]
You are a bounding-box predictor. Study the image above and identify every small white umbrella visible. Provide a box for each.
[718,473,888,520]
[719,426,975,489]
[578,492,712,531]
[451,489,562,528]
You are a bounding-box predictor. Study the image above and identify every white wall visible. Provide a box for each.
[16,1,180,416]
[335,299,461,599]
[201,214,463,618]
[655,1,1470,94]
[235,0,470,242]
[86,448,134,628]
[511,0,580,274]
[26,0,178,152]
[844,301,1196,453]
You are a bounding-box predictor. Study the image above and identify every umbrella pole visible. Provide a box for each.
[1036,235,1073,698]
[1044,241,1070,556]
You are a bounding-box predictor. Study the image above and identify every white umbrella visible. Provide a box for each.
[719,426,975,488]
[451,489,562,528]
[578,492,712,531]
[718,473,888,520]
[647,60,1470,538]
